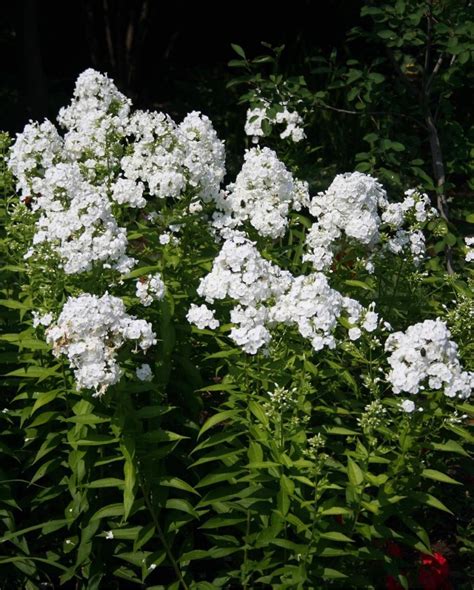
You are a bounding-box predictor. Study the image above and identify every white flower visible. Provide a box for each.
[212,147,309,239]
[401,399,416,413]
[111,177,146,208]
[136,363,153,381]
[385,319,473,399]
[304,172,387,270]
[244,103,305,144]
[348,327,362,341]
[32,311,53,328]
[136,273,165,307]
[465,237,474,262]
[46,293,156,394]
[186,304,220,330]
[105,530,114,540]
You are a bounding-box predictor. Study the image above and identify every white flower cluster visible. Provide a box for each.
[190,233,377,354]
[383,189,437,263]
[32,311,53,328]
[8,120,63,199]
[269,273,368,351]
[57,68,131,165]
[465,237,474,262]
[46,293,156,394]
[385,319,473,400]
[135,273,165,307]
[27,162,134,274]
[122,110,225,202]
[245,103,305,143]
[186,304,219,330]
[196,233,292,306]
[190,233,291,353]
[212,147,309,239]
[9,69,225,276]
[304,172,388,270]
[304,175,436,270]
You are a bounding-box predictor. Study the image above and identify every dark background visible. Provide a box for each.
[1,0,361,133]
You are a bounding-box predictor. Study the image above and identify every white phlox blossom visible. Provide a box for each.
[28,163,134,274]
[194,233,291,353]
[46,293,156,394]
[178,111,226,202]
[135,273,165,306]
[121,110,225,201]
[230,305,271,354]
[195,234,379,354]
[187,303,220,330]
[32,311,53,328]
[197,233,292,306]
[57,68,131,164]
[465,237,474,262]
[245,103,305,143]
[136,363,153,382]
[304,172,388,270]
[212,147,309,239]
[383,189,437,263]
[385,318,473,399]
[111,177,146,208]
[269,273,367,351]
[401,399,416,413]
[244,106,267,141]
[9,69,226,278]
[121,110,186,199]
[304,175,436,271]
[8,120,63,201]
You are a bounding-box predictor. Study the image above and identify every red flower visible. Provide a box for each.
[418,552,451,590]
[386,540,403,559]
[386,575,404,590]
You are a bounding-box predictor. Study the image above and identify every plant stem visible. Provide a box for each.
[139,476,190,590]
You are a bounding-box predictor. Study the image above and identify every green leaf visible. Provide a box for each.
[277,488,290,516]
[348,458,364,486]
[421,469,461,485]
[200,516,246,529]
[198,410,239,439]
[165,498,199,518]
[377,29,396,40]
[196,468,244,488]
[281,474,295,496]
[74,434,119,446]
[344,279,374,291]
[123,459,136,520]
[322,568,348,580]
[0,299,30,310]
[321,507,352,516]
[231,44,246,59]
[65,414,110,425]
[91,503,124,521]
[5,366,59,379]
[86,478,125,489]
[431,440,469,457]
[326,426,360,436]
[249,400,269,428]
[320,531,354,542]
[31,390,60,416]
[158,476,200,496]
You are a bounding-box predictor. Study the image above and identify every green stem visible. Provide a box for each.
[242,509,251,590]
[139,476,190,590]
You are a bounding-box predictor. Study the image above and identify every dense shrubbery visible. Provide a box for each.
[0,4,473,588]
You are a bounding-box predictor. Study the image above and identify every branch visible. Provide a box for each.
[317,100,425,127]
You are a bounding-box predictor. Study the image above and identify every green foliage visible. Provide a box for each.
[0,3,473,586]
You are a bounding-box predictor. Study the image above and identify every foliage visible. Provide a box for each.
[0,4,473,588]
